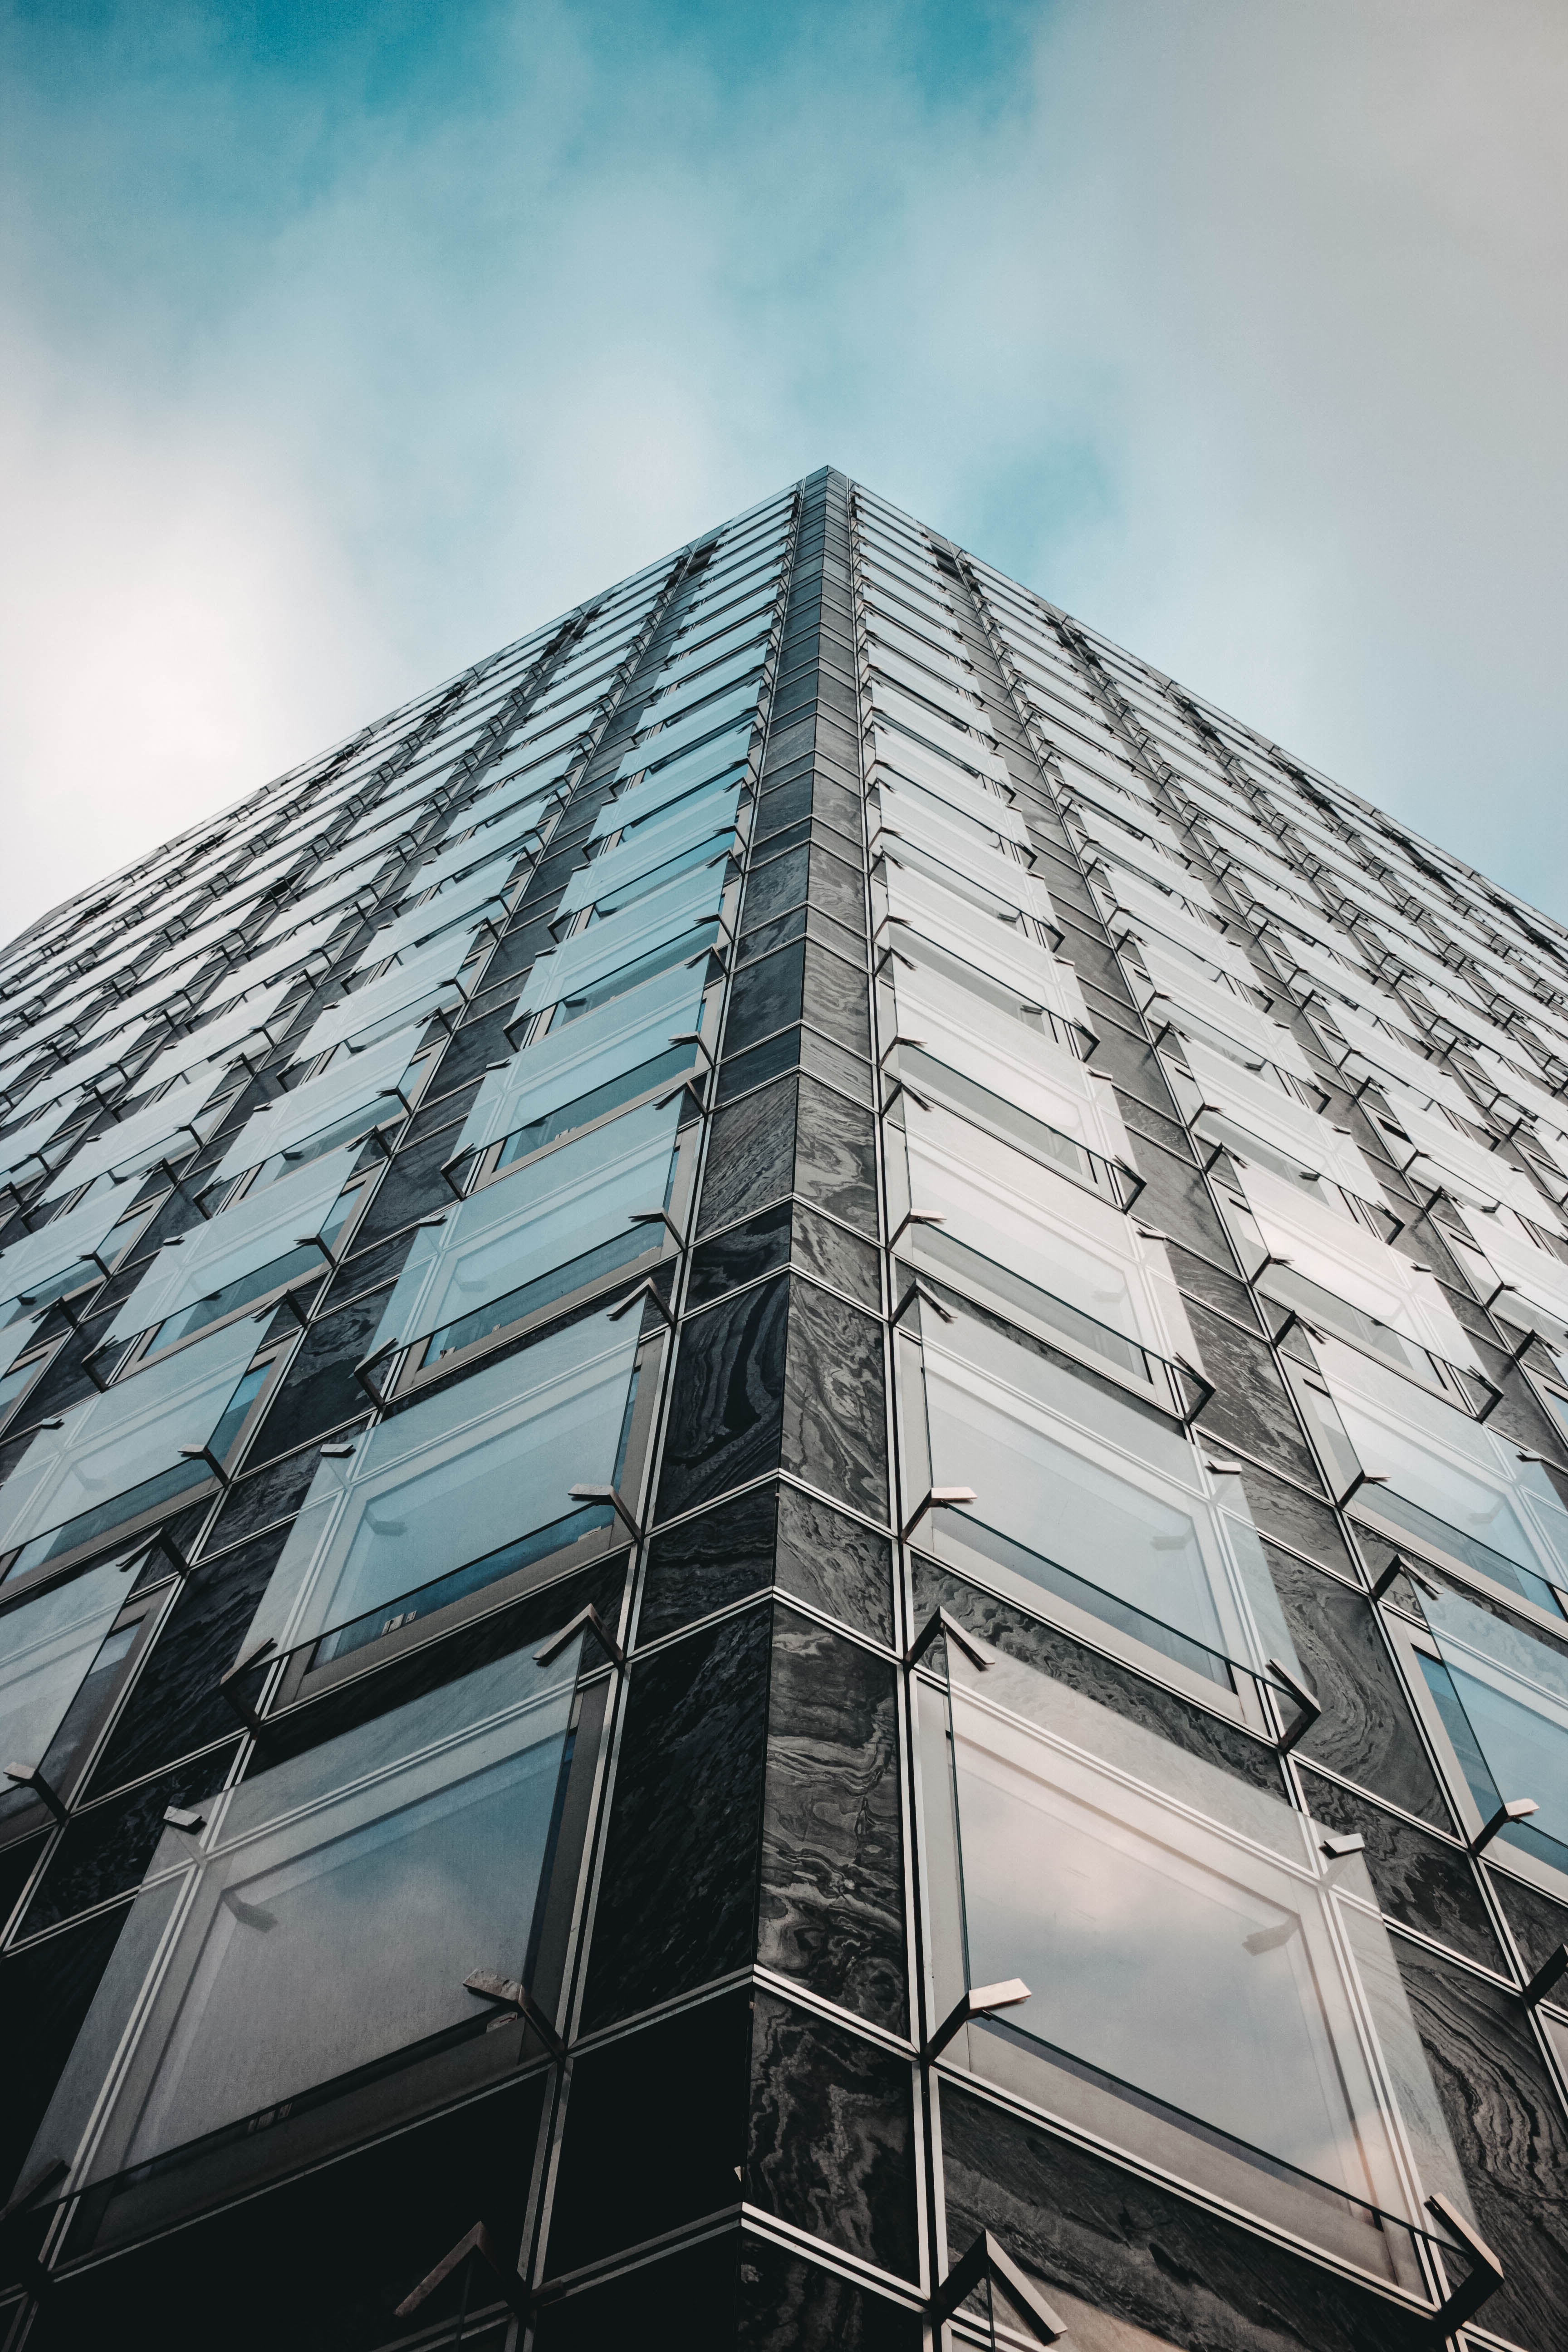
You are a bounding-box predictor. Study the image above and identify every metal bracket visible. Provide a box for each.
[535,1600,627,1672]
[217,1639,276,1739]
[463,1970,569,2062]
[178,1442,233,1488]
[567,1481,642,1543]
[1426,2192,1504,2337]
[3,1762,69,1825]
[605,1276,675,1330]
[1266,1656,1322,1754]
[1470,1796,1538,1857]
[930,2230,1067,2346]
[351,1338,400,1408]
[392,2219,529,2322]
[1521,1944,1568,2011]
[925,1980,1032,2062]
[905,1605,990,1674]
[901,1487,978,1544]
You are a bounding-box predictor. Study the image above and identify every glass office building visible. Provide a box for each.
[1,468,1566,2351]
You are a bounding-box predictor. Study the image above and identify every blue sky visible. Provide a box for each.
[3,0,1566,936]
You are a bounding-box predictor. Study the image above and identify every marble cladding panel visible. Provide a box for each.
[779,1277,888,1525]
[88,1524,293,1791]
[937,2083,1434,2352]
[657,1278,789,1518]
[698,1076,798,1236]
[760,1610,905,2031]
[548,1991,752,2278]
[249,1284,393,1461]
[746,1989,918,2281]
[1296,1768,1504,1970]
[913,1561,1288,1804]
[1397,1936,1568,2351]
[581,1609,769,2029]
[20,2074,546,2352]
[686,1202,879,1316]
[1,1903,130,2212]
[738,2238,919,2352]
[1266,1551,1453,1827]
[800,942,871,1065]
[1488,1867,1568,1981]
[790,1075,878,1236]
[536,2234,740,2351]
[1185,1302,1324,1490]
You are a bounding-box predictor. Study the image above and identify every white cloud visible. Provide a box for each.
[2,0,1565,939]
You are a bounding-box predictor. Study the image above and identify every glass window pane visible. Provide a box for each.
[375,1095,681,1364]
[613,685,761,783]
[461,962,707,1162]
[247,1313,640,1655]
[23,1641,581,2194]
[206,1032,427,1187]
[40,1080,237,1202]
[129,979,294,1102]
[557,787,740,920]
[288,931,477,1064]
[350,855,515,974]
[516,864,726,1022]
[0,1554,133,1785]
[0,1316,264,1578]
[106,1146,361,1345]
[595,732,751,838]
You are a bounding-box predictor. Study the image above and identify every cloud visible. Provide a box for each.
[1,0,1564,939]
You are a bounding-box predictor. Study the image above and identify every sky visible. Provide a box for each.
[2,0,1566,942]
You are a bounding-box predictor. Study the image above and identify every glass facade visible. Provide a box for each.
[0,470,1565,2351]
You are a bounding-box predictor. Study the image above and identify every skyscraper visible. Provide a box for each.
[1,465,1566,2352]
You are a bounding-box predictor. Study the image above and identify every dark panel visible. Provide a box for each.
[781,1278,887,1523]
[88,1524,293,1792]
[582,1610,769,2028]
[537,2234,740,2352]
[20,1752,236,1934]
[1236,1465,1359,1579]
[916,1562,1288,1803]
[776,1482,894,1643]
[939,2083,1434,2352]
[793,1075,878,1235]
[747,1990,918,2280]
[1185,1300,1323,1487]
[800,942,870,1063]
[1267,1548,1452,1827]
[738,2237,919,2351]
[687,1203,794,1308]
[1397,1936,1568,2352]
[656,1278,788,1519]
[724,939,806,1058]
[249,1286,389,1460]
[0,1904,129,2206]
[1297,1769,1504,1970]
[698,1077,797,1237]
[548,1992,750,2276]
[1489,1867,1568,1982]
[27,2074,546,2352]
[1124,1138,1236,1264]
[206,1440,325,1547]
[641,1485,780,1642]
[743,843,810,928]
[760,1613,905,2031]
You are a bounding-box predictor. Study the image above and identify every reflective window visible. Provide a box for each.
[20,1638,584,2225]
[459,960,707,1165]
[1411,1575,1568,1878]
[287,931,478,1063]
[0,1317,268,1586]
[614,681,762,782]
[106,1146,362,1357]
[350,855,515,974]
[246,1313,642,1661]
[40,1081,239,1203]
[926,1664,1452,2284]
[372,1095,683,1376]
[597,730,751,832]
[637,641,768,730]
[0,1554,144,1831]
[516,864,726,1025]
[556,785,740,921]
[206,1032,431,1191]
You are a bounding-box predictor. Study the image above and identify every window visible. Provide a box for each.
[615,682,763,782]
[105,1145,363,1362]
[40,1081,239,1203]
[515,863,728,1028]
[350,855,515,975]
[0,1191,150,1323]
[555,788,739,923]
[288,932,479,1064]
[600,728,752,828]
[244,1311,648,1676]
[204,1032,434,1193]
[20,1634,593,2249]
[1303,1337,1568,1617]
[0,1316,271,1591]
[639,639,769,727]
[0,1553,159,1841]
[908,1332,1290,1714]
[371,1094,689,1388]
[458,960,709,1171]
[128,980,294,1102]
[918,1646,1458,2285]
